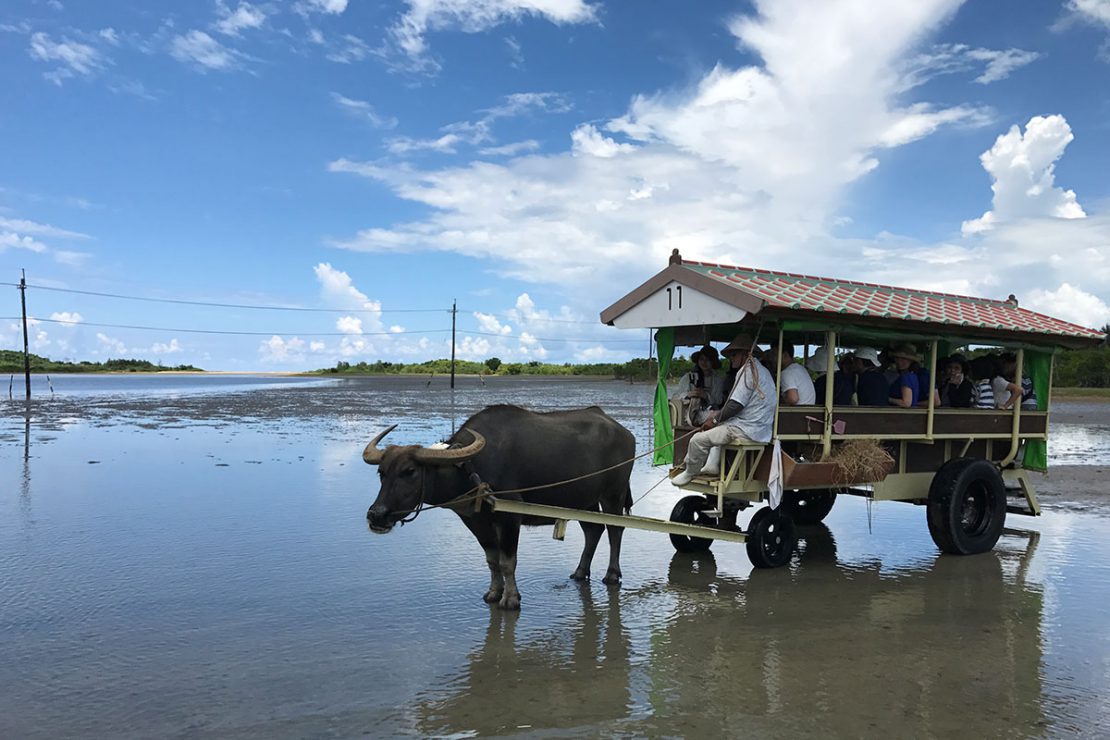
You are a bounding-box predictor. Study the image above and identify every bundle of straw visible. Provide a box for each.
[830,439,894,484]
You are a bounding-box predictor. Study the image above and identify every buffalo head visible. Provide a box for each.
[363,425,486,533]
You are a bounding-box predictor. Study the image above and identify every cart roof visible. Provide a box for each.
[600,253,1106,348]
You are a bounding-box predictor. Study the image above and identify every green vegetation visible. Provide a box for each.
[0,350,202,373]
[1055,345,1110,388]
[310,356,697,381]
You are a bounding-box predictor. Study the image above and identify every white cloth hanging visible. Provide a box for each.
[768,438,784,510]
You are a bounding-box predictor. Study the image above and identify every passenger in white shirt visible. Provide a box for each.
[767,342,816,405]
[671,333,777,486]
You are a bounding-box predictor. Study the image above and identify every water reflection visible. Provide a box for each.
[417,529,1048,737]
[415,583,632,736]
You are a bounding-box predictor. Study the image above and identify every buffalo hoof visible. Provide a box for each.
[569,569,589,581]
[602,569,622,585]
[483,589,503,604]
[498,592,521,611]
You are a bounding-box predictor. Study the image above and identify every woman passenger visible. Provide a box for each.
[678,345,727,424]
[939,354,974,408]
[887,344,921,408]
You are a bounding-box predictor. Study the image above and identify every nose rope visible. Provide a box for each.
[381,427,701,522]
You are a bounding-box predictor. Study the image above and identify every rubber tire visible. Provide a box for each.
[926,458,1007,555]
[745,506,796,568]
[784,489,837,525]
[669,495,716,553]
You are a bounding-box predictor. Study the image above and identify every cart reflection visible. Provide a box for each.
[415,527,1045,737]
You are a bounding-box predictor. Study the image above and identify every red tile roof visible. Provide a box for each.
[682,261,1105,342]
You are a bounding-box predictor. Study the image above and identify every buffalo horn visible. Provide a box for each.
[413,429,486,465]
[362,424,399,465]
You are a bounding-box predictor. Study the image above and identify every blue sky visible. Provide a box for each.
[2,0,1109,370]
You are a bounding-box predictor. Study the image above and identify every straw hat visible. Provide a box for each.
[889,343,921,363]
[854,346,882,368]
[690,344,721,369]
[720,333,757,356]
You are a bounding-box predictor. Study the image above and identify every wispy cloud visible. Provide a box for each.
[331,93,398,129]
[0,217,90,239]
[215,1,267,36]
[28,32,107,84]
[170,30,243,72]
[384,0,598,74]
[901,43,1041,89]
[386,92,570,155]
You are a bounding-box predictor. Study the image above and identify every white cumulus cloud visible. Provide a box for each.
[962,115,1086,235]
[50,312,83,325]
[150,339,183,354]
[1026,283,1110,329]
[336,315,363,334]
[474,311,512,335]
[259,335,306,363]
[313,262,385,332]
[331,0,992,287]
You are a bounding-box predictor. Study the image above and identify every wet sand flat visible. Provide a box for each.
[1,376,1109,737]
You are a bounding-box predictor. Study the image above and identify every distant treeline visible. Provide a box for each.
[0,350,202,374]
[1055,346,1110,388]
[310,357,692,381]
[312,346,1110,387]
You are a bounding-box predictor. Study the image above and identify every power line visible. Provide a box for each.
[6,283,448,314]
[0,316,452,338]
[467,330,643,344]
[458,308,599,325]
[3,316,646,345]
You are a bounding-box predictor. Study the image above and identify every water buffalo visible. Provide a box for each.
[364,404,636,610]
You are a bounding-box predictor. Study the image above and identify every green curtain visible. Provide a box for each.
[652,327,675,466]
[1023,350,1051,472]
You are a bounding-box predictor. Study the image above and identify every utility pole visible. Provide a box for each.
[450,299,457,389]
[19,269,30,400]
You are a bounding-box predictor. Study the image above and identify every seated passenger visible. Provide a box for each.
[671,333,776,486]
[987,353,1022,410]
[888,344,921,408]
[807,347,855,405]
[768,342,816,405]
[854,346,888,406]
[939,354,974,408]
[674,345,727,425]
[969,355,998,409]
[999,352,1038,410]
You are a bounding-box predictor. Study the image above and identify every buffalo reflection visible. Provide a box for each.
[414,583,632,736]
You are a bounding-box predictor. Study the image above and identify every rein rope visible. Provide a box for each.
[390,427,700,524]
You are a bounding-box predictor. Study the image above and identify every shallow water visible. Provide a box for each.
[1,376,1109,737]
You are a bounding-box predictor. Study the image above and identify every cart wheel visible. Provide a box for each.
[784,489,837,525]
[926,458,1006,555]
[669,495,716,553]
[746,506,796,568]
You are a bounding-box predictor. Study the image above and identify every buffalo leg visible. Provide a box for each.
[570,522,605,581]
[462,514,504,604]
[602,524,624,584]
[494,515,522,611]
[600,493,626,585]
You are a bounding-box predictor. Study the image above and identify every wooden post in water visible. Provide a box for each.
[450,299,457,389]
[20,269,30,400]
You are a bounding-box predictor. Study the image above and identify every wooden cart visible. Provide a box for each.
[493,251,1105,569]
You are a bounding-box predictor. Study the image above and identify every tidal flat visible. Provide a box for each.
[1,374,1109,737]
